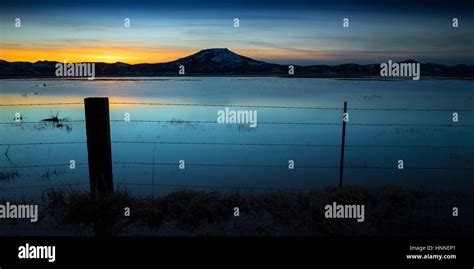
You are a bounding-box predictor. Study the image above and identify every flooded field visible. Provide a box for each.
[1,77,473,199]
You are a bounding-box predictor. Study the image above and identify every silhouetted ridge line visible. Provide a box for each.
[1,48,473,77]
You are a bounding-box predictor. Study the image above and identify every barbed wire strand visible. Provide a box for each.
[1,101,473,112]
[112,161,474,170]
[0,183,88,190]
[1,141,473,149]
[0,163,87,169]
[0,102,83,107]
[108,119,474,127]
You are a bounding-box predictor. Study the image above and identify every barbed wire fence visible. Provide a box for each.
[1,100,473,196]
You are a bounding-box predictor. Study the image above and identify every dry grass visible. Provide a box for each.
[38,185,472,236]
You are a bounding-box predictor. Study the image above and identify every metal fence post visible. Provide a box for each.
[339,101,347,188]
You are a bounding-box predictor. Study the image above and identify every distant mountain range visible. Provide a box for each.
[1,48,473,78]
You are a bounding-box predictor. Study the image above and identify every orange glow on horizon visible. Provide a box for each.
[0,45,195,64]
[0,45,337,65]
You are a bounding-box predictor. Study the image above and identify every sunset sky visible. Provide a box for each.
[1,0,473,65]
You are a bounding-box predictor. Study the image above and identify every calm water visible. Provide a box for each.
[1,77,473,199]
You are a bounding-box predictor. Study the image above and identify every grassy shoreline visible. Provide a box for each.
[1,185,470,236]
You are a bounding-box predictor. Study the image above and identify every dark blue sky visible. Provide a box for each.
[1,0,473,64]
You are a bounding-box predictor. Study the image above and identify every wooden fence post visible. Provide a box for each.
[84,97,114,195]
[84,97,114,236]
